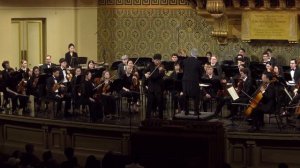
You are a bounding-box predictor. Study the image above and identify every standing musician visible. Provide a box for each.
[1,61,14,111]
[201,65,220,112]
[81,70,102,122]
[27,66,42,112]
[181,48,202,116]
[249,71,276,131]
[65,43,78,68]
[46,67,70,117]
[40,55,56,74]
[17,60,31,113]
[98,70,116,118]
[120,59,140,112]
[70,67,82,114]
[117,55,129,79]
[144,54,165,119]
[227,68,255,118]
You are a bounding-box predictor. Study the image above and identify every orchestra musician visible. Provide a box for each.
[227,68,255,119]
[210,55,222,77]
[40,55,56,74]
[117,55,129,79]
[99,70,116,118]
[27,66,42,112]
[81,70,102,122]
[249,71,276,131]
[201,65,220,112]
[70,67,82,114]
[262,51,269,65]
[65,43,78,68]
[1,61,13,111]
[170,62,184,114]
[144,54,165,119]
[205,51,212,64]
[236,48,250,67]
[181,48,202,116]
[289,59,300,83]
[17,60,30,113]
[46,67,71,117]
[120,59,140,112]
[266,48,277,66]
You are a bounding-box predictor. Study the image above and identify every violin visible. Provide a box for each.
[66,69,73,81]
[17,79,27,95]
[32,77,39,88]
[130,73,140,91]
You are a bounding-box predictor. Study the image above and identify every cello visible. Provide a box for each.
[244,82,269,117]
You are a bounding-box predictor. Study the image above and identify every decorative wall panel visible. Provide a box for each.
[97,7,300,65]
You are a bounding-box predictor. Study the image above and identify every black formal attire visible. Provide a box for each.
[18,68,30,112]
[269,57,277,66]
[27,75,43,111]
[120,72,140,104]
[39,63,57,74]
[229,76,255,117]
[145,63,165,119]
[289,68,300,83]
[81,79,102,122]
[251,82,276,130]
[211,62,222,78]
[182,56,202,115]
[70,75,83,112]
[65,51,78,67]
[117,63,126,79]
[201,74,220,112]
[170,71,184,113]
[46,76,71,116]
[100,80,116,117]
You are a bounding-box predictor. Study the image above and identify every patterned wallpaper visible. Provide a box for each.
[97,4,300,65]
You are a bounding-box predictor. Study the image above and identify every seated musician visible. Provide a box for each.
[81,70,102,122]
[46,67,71,117]
[205,51,212,64]
[210,55,222,77]
[57,58,72,115]
[236,48,250,67]
[120,59,140,112]
[144,54,165,119]
[171,53,179,64]
[266,48,277,66]
[227,68,255,118]
[201,65,219,112]
[87,60,96,70]
[27,66,42,112]
[117,55,129,79]
[99,70,116,118]
[70,67,82,115]
[170,63,184,114]
[18,59,30,113]
[289,59,300,83]
[262,51,270,65]
[249,72,276,131]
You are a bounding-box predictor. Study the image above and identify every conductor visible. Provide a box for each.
[182,48,203,115]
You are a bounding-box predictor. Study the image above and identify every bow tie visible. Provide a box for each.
[291,69,295,71]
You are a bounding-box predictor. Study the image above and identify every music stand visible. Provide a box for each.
[77,57,87,65]
[221,66,239,79]
[91,67,106,79]
[249,62,265,80]
[70,57,79,68]
[283,72,292,82]
[161,61,174,72]
[110,61,122,71]
[197,57,209,65]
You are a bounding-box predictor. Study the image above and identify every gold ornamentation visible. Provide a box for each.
[206,0,225,18]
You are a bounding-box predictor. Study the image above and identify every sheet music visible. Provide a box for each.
[227,86,239,101]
